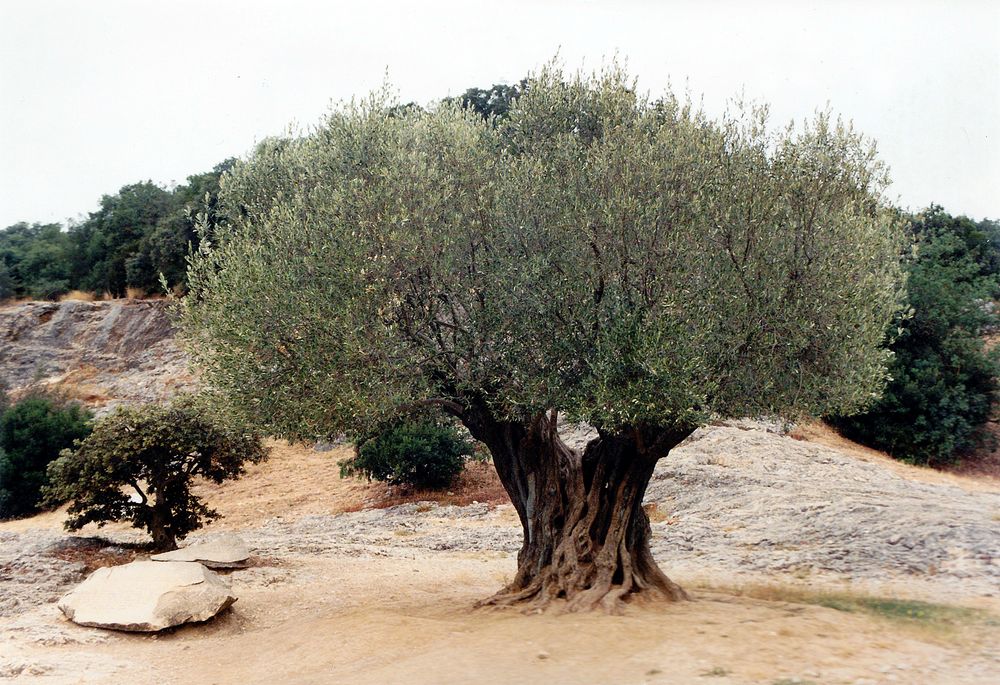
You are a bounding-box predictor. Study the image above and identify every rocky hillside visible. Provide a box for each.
[0,300,195,415]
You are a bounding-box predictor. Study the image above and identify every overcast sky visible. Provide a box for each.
[1,0,997,228]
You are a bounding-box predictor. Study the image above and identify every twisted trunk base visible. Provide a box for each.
[464,409,692,613]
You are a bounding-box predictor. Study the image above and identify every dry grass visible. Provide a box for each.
[189,440,373,525]
[343,461,510,511]
[58,290,96,302]
[0,296,36,307]
[947,420,1000,481]
[125,286,146,299]
[47,538,142,573]
[791,420,1000,492]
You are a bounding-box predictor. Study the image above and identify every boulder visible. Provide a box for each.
[58,561,236,632]
[150,534,251,569]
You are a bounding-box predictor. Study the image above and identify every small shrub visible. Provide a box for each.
[44,396,268,550]
[0,394,92,519]
[341,419,473,489]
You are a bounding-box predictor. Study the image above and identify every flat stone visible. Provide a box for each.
[151,535,251,569]
[58,561,236,632]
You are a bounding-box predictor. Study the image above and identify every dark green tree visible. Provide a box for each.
[0,395,92,519]
[70,182,175,296]
[0,222,74,299]
[833,207,1000,464]
[0,260,14,300]
[126,160,237,292]
[44,397,268,550]
[452,79,527,122]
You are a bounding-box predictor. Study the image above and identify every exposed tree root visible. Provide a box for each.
[462,407,694,613]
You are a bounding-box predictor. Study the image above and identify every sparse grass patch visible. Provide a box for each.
[816,593,977,626]
[699,581,995,636]
[348,461,510,511]
[700,666,731,677]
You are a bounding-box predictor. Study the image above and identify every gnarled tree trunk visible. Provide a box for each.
[463,407,693,613]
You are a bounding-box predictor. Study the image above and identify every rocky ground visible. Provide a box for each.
[1,424,998,684]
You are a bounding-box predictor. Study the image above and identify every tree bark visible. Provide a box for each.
[463,406,693,613]
[149,496,177,551]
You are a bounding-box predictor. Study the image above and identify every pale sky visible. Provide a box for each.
[1,0,997,228]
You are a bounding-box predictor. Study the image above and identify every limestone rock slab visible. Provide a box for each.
[58,561,236,632]
[151,534,251,569]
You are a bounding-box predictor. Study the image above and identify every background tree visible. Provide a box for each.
[69,182,176,296]
[0,393,92,519]
[183,64,903,611]
[0,260,14,300]
[0,222,74,299]
[449,79,527,123]
[832,206,1000,464]
[125,160,237,292]
[44,397,268,550]
[0,160,236,301]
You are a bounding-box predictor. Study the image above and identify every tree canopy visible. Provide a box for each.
[183,66,903,440]
[181,63,905,611]
[0,222,75,300]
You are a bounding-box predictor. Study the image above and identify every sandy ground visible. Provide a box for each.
[2,426,999,685]
[3,554,998,685]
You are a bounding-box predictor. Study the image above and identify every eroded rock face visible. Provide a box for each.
[151,535,251,569]
[58,561,236,632]
[0,300,195,416]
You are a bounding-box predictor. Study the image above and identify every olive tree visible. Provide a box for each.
[180,64,904,611]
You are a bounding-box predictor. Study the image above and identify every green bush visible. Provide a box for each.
[832,207,1000,465]
[341,420,473,489]
[0,394,92,519]
[44,396,268,550]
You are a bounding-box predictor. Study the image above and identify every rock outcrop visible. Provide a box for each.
[0,300,194,415]
[57,561,236,632]
[151,534,251,569]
